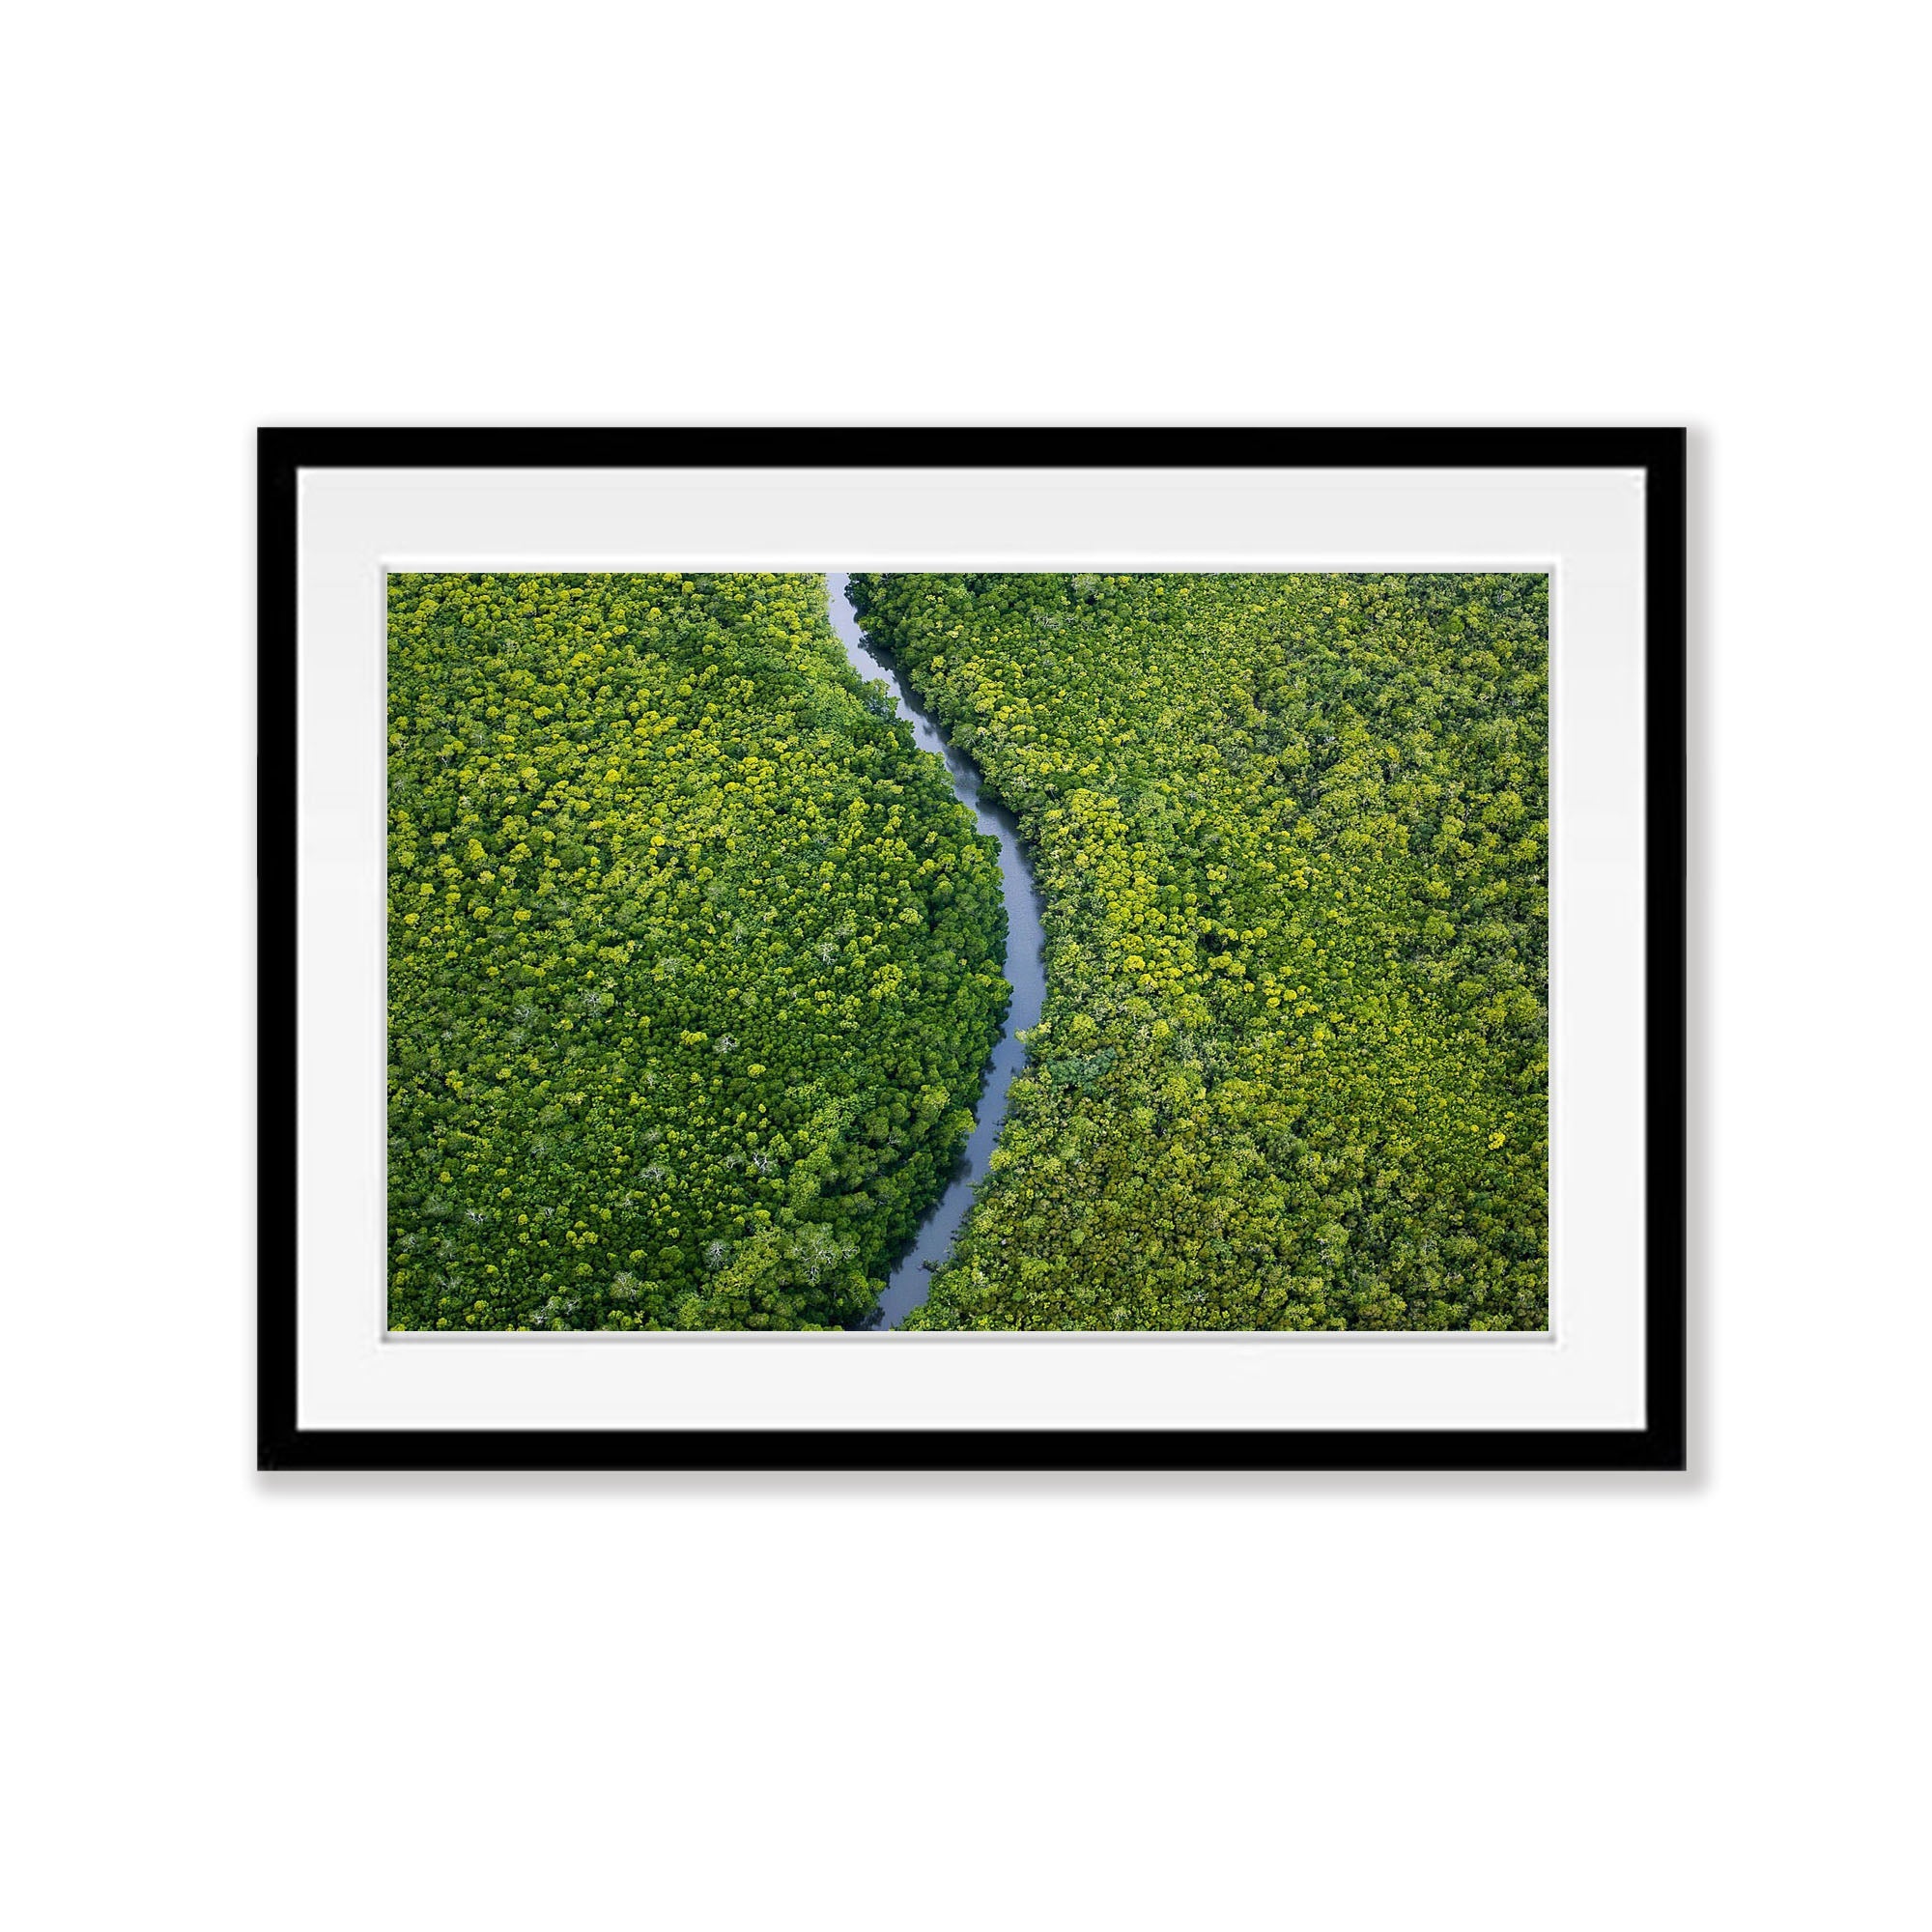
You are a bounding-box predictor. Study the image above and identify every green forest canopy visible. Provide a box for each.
[848,572,1549,1331]
[386,572,1008,1331]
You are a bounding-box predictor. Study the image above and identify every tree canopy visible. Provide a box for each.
[848,572,1549,1331]
[386,571,1008,1330]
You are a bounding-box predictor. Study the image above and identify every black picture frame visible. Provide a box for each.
[258,426,1686,1473]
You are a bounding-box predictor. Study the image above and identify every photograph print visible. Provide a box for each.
[386,566,1548,1336]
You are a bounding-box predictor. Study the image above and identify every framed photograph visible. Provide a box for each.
[260,427,1685,1471]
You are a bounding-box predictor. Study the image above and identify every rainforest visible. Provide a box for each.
[388,569,1548,1332]
[386,572,1008,1330]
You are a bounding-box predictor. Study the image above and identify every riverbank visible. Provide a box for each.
[824,572,1047,1327]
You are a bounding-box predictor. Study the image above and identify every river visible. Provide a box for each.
[824,572,1047,1328]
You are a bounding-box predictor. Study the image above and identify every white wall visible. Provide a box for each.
[6,4,1924,1928]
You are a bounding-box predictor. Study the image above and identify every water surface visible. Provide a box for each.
[825,573,1047,1328]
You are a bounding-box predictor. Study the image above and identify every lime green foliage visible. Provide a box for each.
[849,573,1548,1331]
[387,573,1008,1330]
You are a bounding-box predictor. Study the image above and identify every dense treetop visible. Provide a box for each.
[848,572,1548,1330]
[387,572,1008,1331]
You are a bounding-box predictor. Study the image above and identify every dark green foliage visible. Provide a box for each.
[848,572,1548,1331]
[386,572,1008,1330]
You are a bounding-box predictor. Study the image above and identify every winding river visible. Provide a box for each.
[825,573,1047,1329]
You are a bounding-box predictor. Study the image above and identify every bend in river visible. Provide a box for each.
[825,573,1046,1328]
